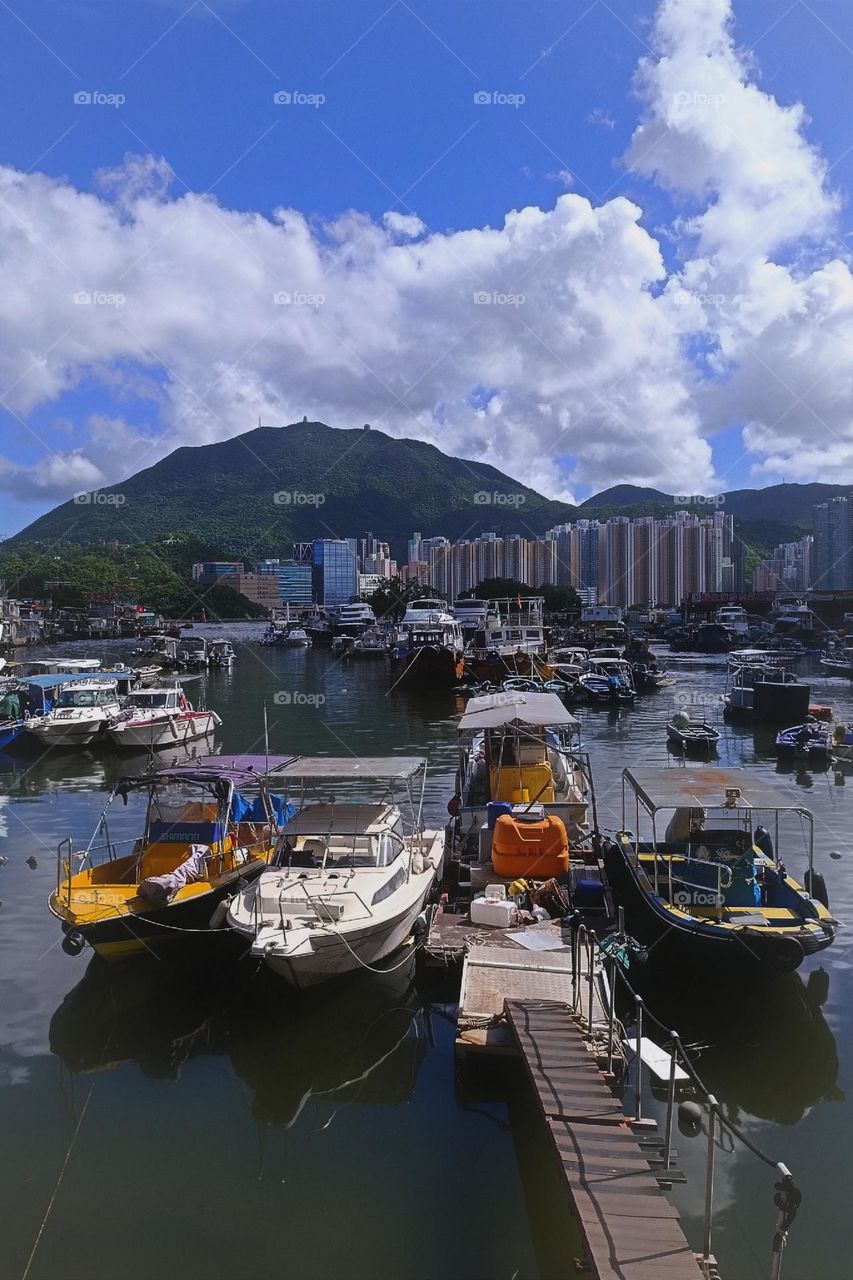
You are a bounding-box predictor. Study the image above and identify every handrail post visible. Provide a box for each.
[663,1031,678,1169]
[770,1163,796,1280]
[587,936,595,1030]
[635,998,644,1122]
[703,1095,718,1265]
[606,952,616,1074]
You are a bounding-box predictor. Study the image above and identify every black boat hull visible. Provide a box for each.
[601,840,830,977]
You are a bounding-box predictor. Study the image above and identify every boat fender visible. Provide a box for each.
[61,929,86,957]
[803,868,829,909]
[678,1099,703,1137]
[209,897,231,929]
[411,852,425,874]
[754,825,774,858]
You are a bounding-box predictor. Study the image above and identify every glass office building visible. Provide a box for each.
[312,540,358,606]
[258,559,312,605]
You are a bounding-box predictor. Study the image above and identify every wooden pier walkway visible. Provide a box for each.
[505,1000,702,1280]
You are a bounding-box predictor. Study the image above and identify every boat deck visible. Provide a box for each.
[505,1000,703,1280]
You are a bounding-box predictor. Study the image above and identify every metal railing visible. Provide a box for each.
[569,913,800,1280]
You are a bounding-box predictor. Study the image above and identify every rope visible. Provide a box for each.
[315,922,426,974]
[20,1067,99,1279]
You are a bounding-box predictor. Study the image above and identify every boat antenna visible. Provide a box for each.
[264,701,269,775]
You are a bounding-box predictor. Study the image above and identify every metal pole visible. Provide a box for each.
[663,1031,678,1169]
[635,998,644,1122]
[587,936,595,1030]
[703,1096,718,1264]
[606,954,616,1074]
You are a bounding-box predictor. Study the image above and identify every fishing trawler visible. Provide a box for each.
[49,754,294,960]
[603,767,837,975]
[467,596,549,682]
[227,757,444,987]
[723,658,809,722]
[389,599,464,687]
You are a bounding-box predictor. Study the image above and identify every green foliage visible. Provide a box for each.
[366,577,441,623]
[0,539,267,619]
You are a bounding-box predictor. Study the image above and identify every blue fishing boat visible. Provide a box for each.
[775,721,832,766]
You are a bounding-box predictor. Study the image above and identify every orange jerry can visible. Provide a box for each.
[491,813,569,879]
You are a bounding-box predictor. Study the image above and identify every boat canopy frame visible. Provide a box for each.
[620,766,815,893]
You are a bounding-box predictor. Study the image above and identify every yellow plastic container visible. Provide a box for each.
[489,762,554,803]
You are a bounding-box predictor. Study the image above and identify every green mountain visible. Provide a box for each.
[10,422,846,571]
[581,481,852,526]
[10,422,577,560]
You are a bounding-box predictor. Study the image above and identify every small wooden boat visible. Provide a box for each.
[666,712,719,753]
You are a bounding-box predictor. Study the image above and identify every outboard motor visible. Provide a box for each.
[754,825,774,859]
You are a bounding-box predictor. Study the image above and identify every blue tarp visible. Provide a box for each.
[230,791,296,827]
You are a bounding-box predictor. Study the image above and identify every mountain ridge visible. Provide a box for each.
[9,422,848,558]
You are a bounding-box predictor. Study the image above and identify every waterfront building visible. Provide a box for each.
[813,498,852,590]
[258,559,312,606]
[312,539,359,607]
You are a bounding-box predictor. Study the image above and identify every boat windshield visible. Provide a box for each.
[57,688,114,708]
[132,693,172,708]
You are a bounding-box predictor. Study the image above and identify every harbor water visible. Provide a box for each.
[1,626,851,1280]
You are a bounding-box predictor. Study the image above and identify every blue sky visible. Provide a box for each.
[3,0,853,535]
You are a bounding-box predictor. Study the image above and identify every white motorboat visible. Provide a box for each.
[25,679,123,747]
[178,636,208,668]
[107,687,221,749]
[351,625,388,658]
[208,639,236,668]
[284,627,311,647]
[227,757,443,988]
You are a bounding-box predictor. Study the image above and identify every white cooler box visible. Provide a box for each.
[470,896,518,928]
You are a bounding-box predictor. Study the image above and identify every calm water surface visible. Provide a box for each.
[1,626,851,1280]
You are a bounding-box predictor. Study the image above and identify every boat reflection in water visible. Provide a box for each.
[631,966,840,1126]
[0,738,220,795]
[49,953,427,1130]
